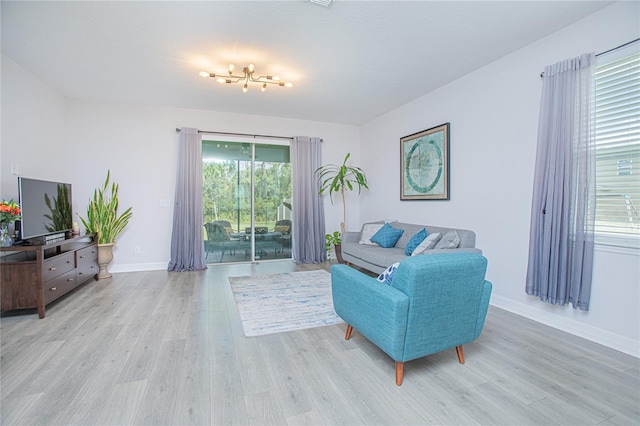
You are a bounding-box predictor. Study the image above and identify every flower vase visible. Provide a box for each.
[0,222,12,247]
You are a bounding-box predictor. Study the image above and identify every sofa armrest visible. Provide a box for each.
[331,264,409,361]
[342,231,360,243]
[474,280,493,338]
[420,247,483,256]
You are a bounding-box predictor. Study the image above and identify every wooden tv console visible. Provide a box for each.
[0,233,99,319]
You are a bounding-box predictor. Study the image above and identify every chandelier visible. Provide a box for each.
[199,64,293,93]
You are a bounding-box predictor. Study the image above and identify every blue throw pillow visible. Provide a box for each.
[377,262,400,285]
[405,228,428,255]
[370,223,404,248]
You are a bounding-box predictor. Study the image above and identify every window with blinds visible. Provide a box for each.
[594,50,640,240]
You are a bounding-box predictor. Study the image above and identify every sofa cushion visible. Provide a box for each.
[434,230,460,249]
[359,222,385,245]
[394,223,430,249]
[274,225,290,234]
[405,228,428,256]
[376,262,400,285]
[411,232,442,256]
[371,223,405,248]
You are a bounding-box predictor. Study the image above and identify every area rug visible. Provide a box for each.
[229,270,344,337]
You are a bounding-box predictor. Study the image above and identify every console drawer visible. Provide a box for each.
[43,252,75,282]
[76,245,98,282]
[76,245,98,264]
[44,269,78,304]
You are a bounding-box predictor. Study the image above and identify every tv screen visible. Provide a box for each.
[17,177,73,240]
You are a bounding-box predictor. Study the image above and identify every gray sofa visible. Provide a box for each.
[341,221,481,274]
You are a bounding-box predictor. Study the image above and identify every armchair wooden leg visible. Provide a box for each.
[345,324,353,340]
[455,345,465,364]
[395,362,404,386]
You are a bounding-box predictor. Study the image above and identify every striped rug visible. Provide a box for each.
[229,270,344,337]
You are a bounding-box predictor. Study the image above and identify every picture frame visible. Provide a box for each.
[400,123,450,200]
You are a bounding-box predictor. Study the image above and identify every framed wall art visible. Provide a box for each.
[400,123,450,200]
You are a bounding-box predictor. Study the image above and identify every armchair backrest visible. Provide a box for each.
[204,222,230,242]
[391,253,490,360]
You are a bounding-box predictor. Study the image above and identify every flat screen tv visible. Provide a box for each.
[17,177,73,241]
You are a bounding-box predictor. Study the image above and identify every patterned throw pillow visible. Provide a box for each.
[377,262,400,285]
[370,223,404,248]
[405,228,428,255]
[411,232,442,256]
[434,230,460,249]
[359,223,385,245]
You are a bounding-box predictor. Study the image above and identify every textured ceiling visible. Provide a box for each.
[1,1,612,125]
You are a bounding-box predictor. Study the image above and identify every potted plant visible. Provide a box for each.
[78,170,133,279]
[324,231,342,263]
[316,152,368,262]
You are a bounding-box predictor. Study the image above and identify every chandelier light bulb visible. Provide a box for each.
[199,64,293,92]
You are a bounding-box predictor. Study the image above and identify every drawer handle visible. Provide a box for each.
[49,267,56,271]
[50,287,57,291]
[80,255,85,259]
[67,277,74,282]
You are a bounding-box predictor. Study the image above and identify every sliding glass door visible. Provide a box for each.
[202,139,291,263]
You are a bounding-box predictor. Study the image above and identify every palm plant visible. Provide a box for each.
[79,170,133,244]
[316,152,368,234]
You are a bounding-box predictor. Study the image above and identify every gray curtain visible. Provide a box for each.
[291,136,326,263]
[168,127,207,271]
[526,53,596,311]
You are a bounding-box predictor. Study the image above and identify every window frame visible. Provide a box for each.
[593,44,640,252]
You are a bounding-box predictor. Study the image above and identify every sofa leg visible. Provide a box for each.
[455,345,465,364]
[395,361,404,386]
[345,324,353,340]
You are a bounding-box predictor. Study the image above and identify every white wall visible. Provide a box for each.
[2,54,360,271]
[1,54,68,198]
[61,99,360,271]
[359,1,640,356]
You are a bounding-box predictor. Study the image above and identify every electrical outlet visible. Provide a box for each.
[134,246,141,254]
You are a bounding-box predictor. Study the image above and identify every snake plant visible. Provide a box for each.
[79,170,133,244]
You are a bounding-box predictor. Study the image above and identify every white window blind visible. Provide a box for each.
[594,50,640,239]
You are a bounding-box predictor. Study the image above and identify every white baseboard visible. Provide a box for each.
[490,295,639,358]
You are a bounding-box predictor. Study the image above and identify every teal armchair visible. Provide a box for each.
[331,252,492,385]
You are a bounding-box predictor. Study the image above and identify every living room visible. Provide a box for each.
[1,1,639,424]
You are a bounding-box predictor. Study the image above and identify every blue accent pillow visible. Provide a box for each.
[377,262,400,285]
[370,223,404,248]
[405,228,428,255]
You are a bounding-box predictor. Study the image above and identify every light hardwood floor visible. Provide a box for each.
[1,260,638,425]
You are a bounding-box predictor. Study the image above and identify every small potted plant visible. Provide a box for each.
[316,152,368,263]
[78,170,133,279]
[324,231,343,263]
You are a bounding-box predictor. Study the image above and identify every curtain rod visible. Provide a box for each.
[175,128,294,141]
[539,38,640,78]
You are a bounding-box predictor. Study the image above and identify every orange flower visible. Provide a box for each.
[0,199,22,223]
